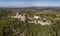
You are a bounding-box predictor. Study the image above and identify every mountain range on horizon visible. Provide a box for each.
[0,6,60,10]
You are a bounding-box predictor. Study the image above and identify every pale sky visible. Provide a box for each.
[0,0,60,7]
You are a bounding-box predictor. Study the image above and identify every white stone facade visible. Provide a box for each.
[11,13,26,22]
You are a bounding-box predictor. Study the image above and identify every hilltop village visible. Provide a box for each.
[11,13,51,25]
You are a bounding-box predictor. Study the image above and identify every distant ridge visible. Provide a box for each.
[0,6,60,10]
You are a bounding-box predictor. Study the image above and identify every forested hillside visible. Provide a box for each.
[0,9,60,36]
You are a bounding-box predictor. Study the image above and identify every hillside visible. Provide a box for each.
[0,8,60,36]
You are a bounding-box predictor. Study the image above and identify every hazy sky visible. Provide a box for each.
[0,0,60,7]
